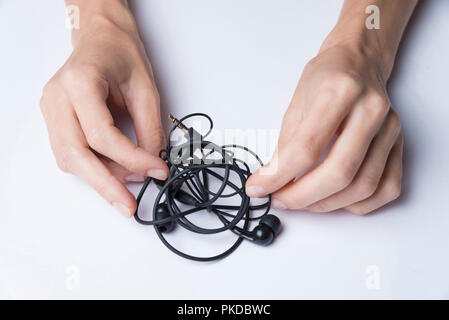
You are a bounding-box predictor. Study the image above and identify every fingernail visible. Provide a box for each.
[246,185,265,198]
[125,173,145,182]
[272,198,287,210]
[147,169,167,180]
[112,202,132,218]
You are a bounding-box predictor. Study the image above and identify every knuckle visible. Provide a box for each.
[356,174,379,198]
[120,147,142,172]
[297,134,321,166]
[257,163,283,185]
[383,179,402,201]
[286,200,301,210]
[141,87,160,108]
[42,77,60,98]
[388,110,402,133]
[321,72,364,99]
[303,58,320,75]
[39,96,46,113]
[336,72,364,95]
[60,66,80,85]
[55,146,77,173]
[86,125,110,150]
[365,92,390,121]
[55,159,70,173]
[334,171,353,189]
[330,160,357,189]
[347,206,370,216]
[309,201,329,213]
[150,90,161,106]
[304,58,317,70]
[61,65,105,93]
[130,69,160,101]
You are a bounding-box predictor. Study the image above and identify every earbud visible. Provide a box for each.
[259,214,282,236]
[155,203,176,233]
[253,214,282,246]
[251,225,274,246]
[233,214,281,246]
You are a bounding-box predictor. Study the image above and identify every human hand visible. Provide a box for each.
[40,4,168,218]
[246,42,403,215]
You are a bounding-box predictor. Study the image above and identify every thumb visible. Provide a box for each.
[245,117,327,198]
[245,143,307,198]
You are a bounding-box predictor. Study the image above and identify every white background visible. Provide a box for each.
[0,0,448,299]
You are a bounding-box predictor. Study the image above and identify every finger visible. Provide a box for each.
[41,80,88,170]
[307,110,401,212]
[96,153,146,183]
[41,90,136,217]
[65,72,169,180]
[271,94,389,209]
[123,74,165,155]
[246,77,362,198]
[70,147,137,217]
[345,134,403,215]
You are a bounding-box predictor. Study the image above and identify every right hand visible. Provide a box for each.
[40,13,169,218]
[246,41,402,215]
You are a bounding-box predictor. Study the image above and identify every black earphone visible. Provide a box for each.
[231,214,282,246]
[134,113,282,262]
[154,202,281,246]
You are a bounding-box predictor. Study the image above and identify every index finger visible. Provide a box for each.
[67,76,169,180]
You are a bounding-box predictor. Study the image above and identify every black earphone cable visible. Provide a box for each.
[134,113,278,262]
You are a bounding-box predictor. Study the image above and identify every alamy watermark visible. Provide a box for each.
[365,265,381,290]
[66,5,80,30]
[65,265,81,291]
[168,119,279,170]
[365,5,380,30]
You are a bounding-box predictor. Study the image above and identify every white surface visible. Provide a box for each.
[1,0,449,299]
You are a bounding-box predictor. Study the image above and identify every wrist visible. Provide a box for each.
[68,0,138,47]
[320,25,395,82]
[319,0,417,82]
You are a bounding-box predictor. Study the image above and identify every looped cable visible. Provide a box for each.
[134,113,271,262]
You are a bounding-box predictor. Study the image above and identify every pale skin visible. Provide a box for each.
[41,0,417,217]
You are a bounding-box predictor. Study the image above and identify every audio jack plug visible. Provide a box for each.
[168,114,232,165]
[169,114,190,134]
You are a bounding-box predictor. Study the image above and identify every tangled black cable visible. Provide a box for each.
[134,113,281,262]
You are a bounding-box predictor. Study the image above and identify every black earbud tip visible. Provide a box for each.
[155,203,176,233]
[260,214,282,236]
[252,225,275,246]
